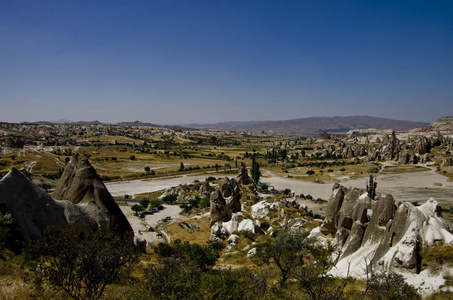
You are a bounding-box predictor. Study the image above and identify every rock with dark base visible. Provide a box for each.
[53,156,132,234]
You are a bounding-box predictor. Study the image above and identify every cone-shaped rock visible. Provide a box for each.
[53,156,132,234]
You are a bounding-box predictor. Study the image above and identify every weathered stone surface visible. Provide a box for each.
[199,179,214,197]
[322,183,346,235]
[322,183,453,275]
[340,221,366,259]
[209,177,241,226]
[0,168,89,241]
[236,166,255,185]
[53,156,132,234]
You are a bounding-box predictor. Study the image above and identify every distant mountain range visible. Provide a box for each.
[186,116,430,135]
[22,116,430,135]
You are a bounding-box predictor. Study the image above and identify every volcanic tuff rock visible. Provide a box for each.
[53,156,132,233]
[319,131,451,165]
[236,166,255,186]
[210,177,241,226]
[317,184,453,275]
[0,168,90,242]
[199,179,214,197]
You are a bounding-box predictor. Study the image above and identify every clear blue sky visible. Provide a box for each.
[1,0,452,124]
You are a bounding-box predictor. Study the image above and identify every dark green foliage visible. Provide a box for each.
[130,155,136,160]
[178,162,185,171]
[25,225,139,300]
[367,272,421,300]
[254,230,313,285]
[199,197,210,209]
[154,239,219,272]
[162,194,177,204]
[260,221,271,230]
[0,209,23,255]
[251,157,261,184]
[139,199,150,210]
[199,267,270,300]
[369,167,379,173]
[131,204,145,214]
[294,244,351,300]
[366,175,378,200]
[149,199,163,209]
[307,170,315,175]
[131,240,220,299]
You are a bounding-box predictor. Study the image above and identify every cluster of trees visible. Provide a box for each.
[180,196,210,214]
[265,148,288,164]
[131,199,163,215]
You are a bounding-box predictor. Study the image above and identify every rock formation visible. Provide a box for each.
[316,184,453,276]
[0,168,90,242]
[0,157,132,242]
[236,166,255,185]
[53,156,132,234]
[210,177,241,226]
[199,179,214,197]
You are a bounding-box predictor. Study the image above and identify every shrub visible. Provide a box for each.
[369,167,379,173]
[25,225,139,300]
[199,197,210,209]
[306,170,315,175]
[367,272,421,300]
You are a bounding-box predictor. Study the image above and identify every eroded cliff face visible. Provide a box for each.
[0,157,132,242]
[53,156,132,233]
[316,184,453,276]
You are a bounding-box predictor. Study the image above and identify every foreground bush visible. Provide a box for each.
[25,225,139,300]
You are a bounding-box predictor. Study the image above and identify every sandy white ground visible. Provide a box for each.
[119,204,183,246]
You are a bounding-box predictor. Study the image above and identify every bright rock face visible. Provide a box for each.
[318,184,453,277]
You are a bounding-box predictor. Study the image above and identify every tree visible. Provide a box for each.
[130,155,136,160]
[25,225,139,300]
[251,157,261,184]
[139,199,150,210]
[294,244,351,300]
[179,162,185,171]
[144,166,151,173]
[366,271,421,300]
[366,175,378,200]
[131,204,145,215]
[254,230,312,285]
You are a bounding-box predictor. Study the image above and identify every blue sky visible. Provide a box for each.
[1,0,452,124]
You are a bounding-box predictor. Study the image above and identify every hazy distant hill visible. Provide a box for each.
[116,121,160,127]
[188,116,429,135]
[409,116,453,134]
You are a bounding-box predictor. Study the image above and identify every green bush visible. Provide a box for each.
[199,197,210,209]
